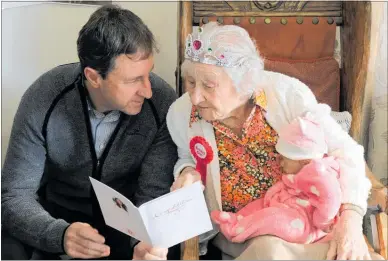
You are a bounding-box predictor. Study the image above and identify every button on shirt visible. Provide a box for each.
[87,98,120,159]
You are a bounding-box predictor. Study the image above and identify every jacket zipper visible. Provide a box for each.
[77,75,125,241]
[77,75,123,180]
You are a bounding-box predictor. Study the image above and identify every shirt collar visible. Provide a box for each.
[82,78,120,121]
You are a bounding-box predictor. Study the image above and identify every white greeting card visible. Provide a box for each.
[90,177,213,248]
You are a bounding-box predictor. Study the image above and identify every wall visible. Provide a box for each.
[114,1,178,87]
[366,2,388,184]
[1,2,178,163]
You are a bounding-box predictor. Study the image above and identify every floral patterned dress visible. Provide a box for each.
[190,94,282,213]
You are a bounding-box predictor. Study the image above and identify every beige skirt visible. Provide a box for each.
[212,233,384,260]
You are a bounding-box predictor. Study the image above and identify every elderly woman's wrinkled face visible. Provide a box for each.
[184,62,244,121]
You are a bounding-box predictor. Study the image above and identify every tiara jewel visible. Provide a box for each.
[185,25,235,68]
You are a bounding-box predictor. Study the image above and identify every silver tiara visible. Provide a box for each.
[185,26,237,68]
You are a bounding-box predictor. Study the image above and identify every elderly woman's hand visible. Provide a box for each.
[170,167,204,191]
[326,209,371,260]
[133,242,168,260]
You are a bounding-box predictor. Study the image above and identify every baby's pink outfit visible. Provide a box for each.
[212,114,343,244]
[212,157,341,244]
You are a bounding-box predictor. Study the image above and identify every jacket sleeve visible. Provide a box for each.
[166,94,196,178]
[1,81,69,253]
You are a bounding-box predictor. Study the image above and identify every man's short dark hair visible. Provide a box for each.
[77,4,157,79]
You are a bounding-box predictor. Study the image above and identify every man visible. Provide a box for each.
[2,5,178,260]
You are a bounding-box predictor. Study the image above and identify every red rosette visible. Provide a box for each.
[189,136,214,185]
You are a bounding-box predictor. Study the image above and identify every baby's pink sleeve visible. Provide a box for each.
[294,158,342,231]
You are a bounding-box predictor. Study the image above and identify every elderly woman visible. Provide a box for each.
[165,22,384,260]
[133,22,383,260]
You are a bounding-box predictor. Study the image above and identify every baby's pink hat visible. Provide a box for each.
[275,112,328,160]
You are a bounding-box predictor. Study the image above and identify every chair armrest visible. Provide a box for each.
[376,212,387,259]
[180,236,199,260]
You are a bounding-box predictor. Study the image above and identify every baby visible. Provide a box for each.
[211,113,342,244]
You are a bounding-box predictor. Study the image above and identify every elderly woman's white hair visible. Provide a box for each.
[181,22,265,95]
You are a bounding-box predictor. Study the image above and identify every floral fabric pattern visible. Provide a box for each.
[190,98,282,213]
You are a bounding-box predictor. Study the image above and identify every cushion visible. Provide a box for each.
[202,17,337,60]
[264,57,340,111]
[331,111,352,133]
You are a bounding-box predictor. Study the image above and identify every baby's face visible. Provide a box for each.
[279,155,305,174]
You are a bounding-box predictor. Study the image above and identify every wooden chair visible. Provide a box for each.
[377,212,388,259]
[176,1,387,259]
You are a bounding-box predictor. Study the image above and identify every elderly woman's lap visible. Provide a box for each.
[212,233,384,260]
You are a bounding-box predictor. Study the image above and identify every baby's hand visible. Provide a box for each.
[211,211,231,224]
[211,211,245,241]
[211,211,242,225]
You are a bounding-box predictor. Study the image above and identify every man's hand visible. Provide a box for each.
[133,241,168,260]
[63,222,110,259]
[170,167,204,191]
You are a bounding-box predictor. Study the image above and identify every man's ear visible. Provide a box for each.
[84,67,102,89]
[299,159,311,166]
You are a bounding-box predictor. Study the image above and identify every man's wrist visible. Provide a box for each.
[131,239,141,259]
[61,224,71,254]
[132,240,140,249]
